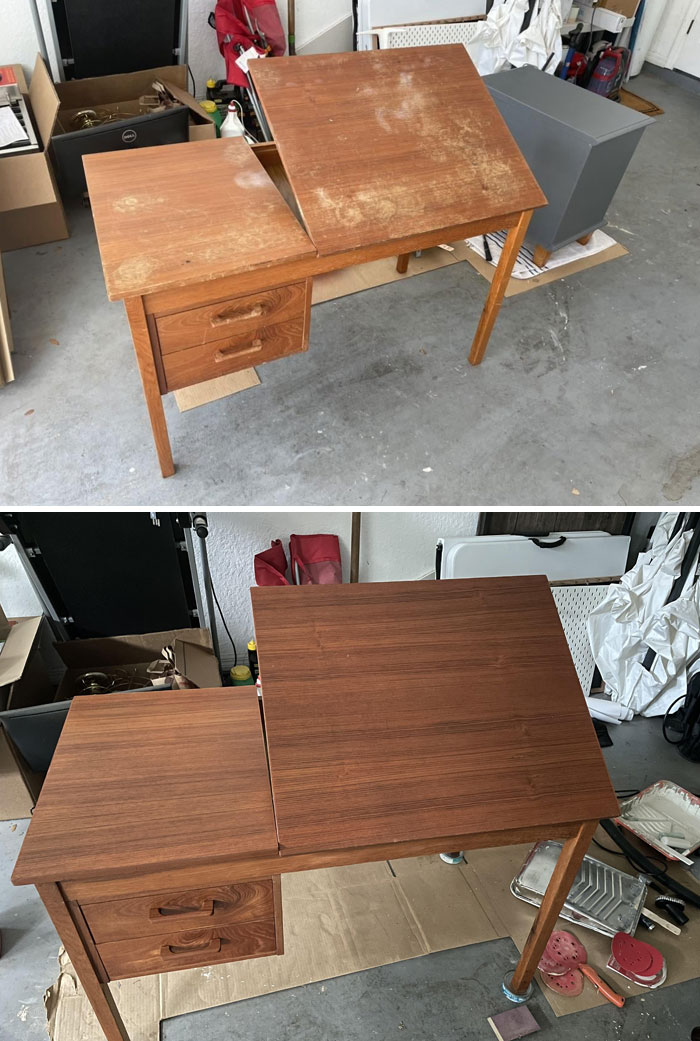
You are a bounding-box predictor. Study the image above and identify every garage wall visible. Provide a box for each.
[196,511,478,669]
[0,545,44,617]
[2,0,352,92]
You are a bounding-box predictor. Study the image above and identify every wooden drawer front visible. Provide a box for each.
[156,282,307,354]
[98,919,277,980]
[161,318,307,392]
[82,881,274,944]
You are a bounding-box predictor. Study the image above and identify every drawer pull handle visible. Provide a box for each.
[215,338,264,363]
[162,937,222,957]
[210,304,264,326]
[150,899,215,919]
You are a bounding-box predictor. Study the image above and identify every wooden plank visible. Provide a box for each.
[62,821,581,903]
[83,138,316,301]
[12,688,279,885]
[0,251,14,386]
[143,210,523,317]
[252,46,546,256]
[252,577,619,856]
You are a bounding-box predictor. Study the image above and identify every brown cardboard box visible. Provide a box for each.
[49,64,216,195]
[0,56,69,252]
[0,611,56,819]
[597,0,642,17]
[54,627,221,699]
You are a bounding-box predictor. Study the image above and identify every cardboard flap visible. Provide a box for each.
[0,151,56,212]
[0,602,10,643]
[29,54,60,148]
[54,64,188,109]
[54,628,214,668]
[0,616,43,687]
[173,638,222,688]
[160,79,215,125]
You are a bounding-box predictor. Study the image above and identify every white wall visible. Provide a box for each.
[1,0,352,94]
[197,511,478,669]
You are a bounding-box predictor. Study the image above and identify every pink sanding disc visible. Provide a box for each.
[538,931,587,975]
[539,968,584,996]
[611,932,664,979]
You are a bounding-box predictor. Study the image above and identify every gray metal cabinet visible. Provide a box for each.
[484,66,653,259]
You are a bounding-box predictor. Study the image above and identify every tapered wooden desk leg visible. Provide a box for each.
[37,884,131,1041]
[509,820,598,996]
[468,209,533,366]
[396,253,410,274]
[577,233,592,246]
[124,296,175,478]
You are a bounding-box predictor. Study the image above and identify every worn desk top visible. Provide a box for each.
[12,688,278,884]
[83,137,315,300]
[252,46,546,256]
[252,577,618,856]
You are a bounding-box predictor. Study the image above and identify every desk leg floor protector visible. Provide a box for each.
[45,848,700,1041]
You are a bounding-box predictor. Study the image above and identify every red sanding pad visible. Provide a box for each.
[538,931,587,975]
[611,933,664,980]
[539,968,584,996]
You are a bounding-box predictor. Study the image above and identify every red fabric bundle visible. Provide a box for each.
[214,0,285,87]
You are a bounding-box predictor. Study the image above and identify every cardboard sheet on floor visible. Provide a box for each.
[466,837,700,1015]
[46,856,507,1041]
[46,836,700,1039]
[174,369,260,411]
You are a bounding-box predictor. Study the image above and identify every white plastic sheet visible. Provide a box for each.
[588,514,700,717]
[466,0,562,75]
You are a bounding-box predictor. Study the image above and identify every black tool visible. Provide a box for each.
[600,819,700,910]
[655,894,689,927]
[483,235,493,263]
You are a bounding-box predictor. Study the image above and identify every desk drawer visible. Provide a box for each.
[82,881,274,944]
[161,318,307,391]
[98,919,278,980]
[156,282,308,354]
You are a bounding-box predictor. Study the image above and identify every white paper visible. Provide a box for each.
[235,47,265,75]
[0,105,28,148]
[465,228,618,280]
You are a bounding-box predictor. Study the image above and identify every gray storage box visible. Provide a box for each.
[485,66,653,254]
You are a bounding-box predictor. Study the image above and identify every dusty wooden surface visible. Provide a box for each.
[252,576,619,855]
[83,138,315,300]
[12,688,279,884]
[252,46,546,256]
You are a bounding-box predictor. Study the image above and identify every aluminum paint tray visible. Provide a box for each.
[511,840,647,937]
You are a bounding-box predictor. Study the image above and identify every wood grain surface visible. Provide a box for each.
[251,577,619,855]
[81,880,275,943]
[252,46,546,256]
[83,138,315,300]
[12,688,278,885]
[97,918,278,979]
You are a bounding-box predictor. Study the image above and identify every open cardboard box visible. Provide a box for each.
[0,607,57,819]
[0,57,69,253]
[53,627,221,700]
[50,64,216,196]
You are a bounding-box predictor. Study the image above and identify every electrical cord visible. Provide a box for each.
[187,64,196,98]
[211,577,238,668]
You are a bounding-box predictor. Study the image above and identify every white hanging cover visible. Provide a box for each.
[466,0,562,76]
[588,514,700,717]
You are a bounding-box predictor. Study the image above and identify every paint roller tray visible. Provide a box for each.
[616,780,700,862]
[511,840,647,937]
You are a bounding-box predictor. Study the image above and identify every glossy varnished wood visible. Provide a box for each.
[251,577,619,855]
[252,46,546,256]
[98,918,278,980]
[12,688,278,885]
[81,880,275,943]
[83,137,315,300]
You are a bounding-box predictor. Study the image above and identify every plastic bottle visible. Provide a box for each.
[199,99,222,137]
[220,101,247,138]
[230,665,254,686]
[247,639,259,681]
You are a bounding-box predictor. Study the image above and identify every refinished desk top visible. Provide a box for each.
[251,577,618,855]
[83,137,315,301]
[252,46,546,256]
[12,687,278,884]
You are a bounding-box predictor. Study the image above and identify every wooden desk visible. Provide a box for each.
[84,46,545,477]
[13,578,617,1041]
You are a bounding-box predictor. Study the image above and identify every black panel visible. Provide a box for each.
[7,514,196,639]
[55,0,180,79]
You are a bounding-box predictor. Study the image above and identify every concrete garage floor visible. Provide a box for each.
[1,68,699,507]
[2,716,699,1041]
